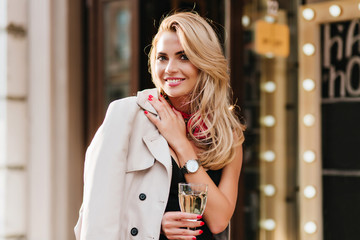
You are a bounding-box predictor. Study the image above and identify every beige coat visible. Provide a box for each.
[74,88,172,240]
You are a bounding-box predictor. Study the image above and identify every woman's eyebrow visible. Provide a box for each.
[157,51,185,56]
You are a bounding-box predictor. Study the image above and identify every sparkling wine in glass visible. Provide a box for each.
[178,183,208,217]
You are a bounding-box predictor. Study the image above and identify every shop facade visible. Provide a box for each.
[1,0,359,239]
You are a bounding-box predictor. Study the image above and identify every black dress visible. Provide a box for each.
[159,158,222,240]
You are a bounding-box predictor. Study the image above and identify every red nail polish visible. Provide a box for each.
[200,221,205,226]
[192,237,196,240]
[149,94,153,98]
[148,97,152,101]
[199,230,203,234]
[144,111,148,114]
[197,215,202,219]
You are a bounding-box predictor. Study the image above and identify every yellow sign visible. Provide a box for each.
[255,20,289,57]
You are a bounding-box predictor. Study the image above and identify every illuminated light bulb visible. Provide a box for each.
[261,219,276,231]
[329,5,342,17]
[304,185,317,199]
[303,150,316,163]
[242,15,251,27]
[264,15,275,23]
[303,114,315,127]
[263,81,276,93]
[304,221,317,234]
[263,184,276,196]
[302,79,316,91]
[262,115,276,127]
[302,8,315,21]
[303,43,315,56]
[265,52,275,58]
[262,150,276,162]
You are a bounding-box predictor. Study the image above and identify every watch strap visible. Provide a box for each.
[180,165,189,174]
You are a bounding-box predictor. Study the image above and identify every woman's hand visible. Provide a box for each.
[161,212,204,240]
[144,95,188,149]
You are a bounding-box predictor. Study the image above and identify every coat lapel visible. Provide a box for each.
[136,88,159,115]
[142,131,172,179]
[136,88,172,180]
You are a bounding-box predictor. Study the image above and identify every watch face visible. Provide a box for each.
[186,159,199,173]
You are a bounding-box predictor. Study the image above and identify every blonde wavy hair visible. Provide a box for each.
[149,11,245,170]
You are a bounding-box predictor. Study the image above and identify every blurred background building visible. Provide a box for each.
[1,0,359,239]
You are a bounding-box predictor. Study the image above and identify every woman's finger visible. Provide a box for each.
[148,95,172,119]
[163,219,204,230]
[161,212,204,240]
[168,212,202,221]
[167,235,197,240]
[158,94,172,108]
[182,220,205,229]
[164,228,203,239]
[162,212,204,230]
[166,228,203,239]
[144,110,160,126]
[172,107,185,119]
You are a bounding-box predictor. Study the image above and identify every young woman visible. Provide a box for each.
[75,12,244,240]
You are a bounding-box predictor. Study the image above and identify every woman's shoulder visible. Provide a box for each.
[109,95,137,107]
[105,88,158,116]
[136,88,158,104]
[108,88,157,107]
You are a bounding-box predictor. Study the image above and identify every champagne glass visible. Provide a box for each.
[178,183,208,226]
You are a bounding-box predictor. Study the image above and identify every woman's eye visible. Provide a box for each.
[180,54,189,60]
[157,55,166,61]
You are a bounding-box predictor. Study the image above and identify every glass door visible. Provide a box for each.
[84,0,138,143]
[103,1,134,105]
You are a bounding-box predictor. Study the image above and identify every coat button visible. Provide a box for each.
[139,193,146,201]
[130,227,138,236]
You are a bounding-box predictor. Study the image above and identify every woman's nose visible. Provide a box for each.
[165,59,179,73]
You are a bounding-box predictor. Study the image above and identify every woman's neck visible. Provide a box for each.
[168,96,191,114]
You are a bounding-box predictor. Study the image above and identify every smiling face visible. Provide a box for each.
[154,31,199,109]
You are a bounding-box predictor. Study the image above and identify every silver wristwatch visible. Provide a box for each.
[180,159,200,174]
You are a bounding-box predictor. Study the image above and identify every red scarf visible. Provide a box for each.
[174,107,208,140]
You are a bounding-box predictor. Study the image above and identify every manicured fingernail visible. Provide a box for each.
[192,237,196,240]
[200,221,205,226]
[199,230,203,234]
[149,94,153,98]
[197,215,202,219]
[144,111,148,114]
